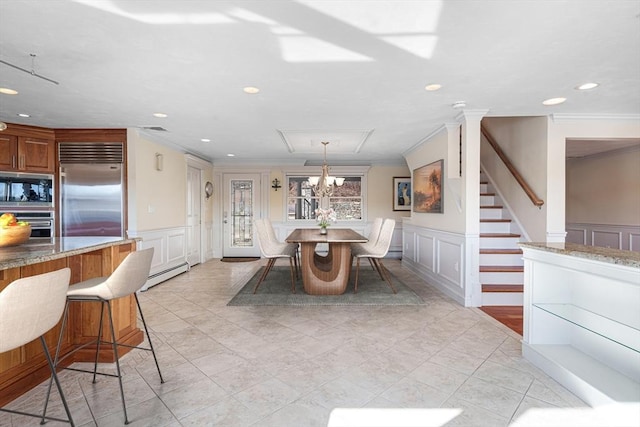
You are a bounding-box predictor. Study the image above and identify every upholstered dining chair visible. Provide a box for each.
[263,217,300,272]
[42,248,163,425]
[351,217,383,272]
[0,268,74,426]
[352,218,397,294]
[254,218,298,294]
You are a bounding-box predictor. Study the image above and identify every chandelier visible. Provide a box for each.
[308,141,345,197]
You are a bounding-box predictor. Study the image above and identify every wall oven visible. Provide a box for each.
[13,212,54,240]
[1,172,55,240]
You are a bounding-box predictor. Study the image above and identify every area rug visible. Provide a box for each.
[228,266,424,306]
[221,257,260,263]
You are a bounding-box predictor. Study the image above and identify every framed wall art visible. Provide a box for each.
[393,177,411,211]
[413,159,443,213]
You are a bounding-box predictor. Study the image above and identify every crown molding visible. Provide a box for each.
[551,113,640,122]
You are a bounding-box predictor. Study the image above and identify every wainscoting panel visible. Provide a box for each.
[402,221,466,305]
[130,227,189,291]
[566,223,640,252]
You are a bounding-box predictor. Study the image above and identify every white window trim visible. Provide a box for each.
[282,166,369,225]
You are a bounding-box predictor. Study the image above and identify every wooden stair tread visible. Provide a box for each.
[480,248,523,254]
[482,284,524,292]
[480,265,524,272]
[480,233,521,238]
[480,205,503,209]
[480,193,496,196]
[480,219,512,223]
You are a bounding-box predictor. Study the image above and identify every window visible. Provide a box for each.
[287,176,362,221]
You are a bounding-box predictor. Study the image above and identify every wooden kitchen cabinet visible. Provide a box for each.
[0,124,55,174]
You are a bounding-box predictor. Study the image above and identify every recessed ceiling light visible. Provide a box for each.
[201,138,211,142]
[424,84,441,91]
[17,113,30,117]
[153,112,168,118]
[575,82,599,90]
[452,101,466,109]
[542,97,566,106]
[227,153,235,157]
[0,87,18,95]
[243,86,260,94]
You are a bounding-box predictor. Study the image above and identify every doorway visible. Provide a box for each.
[222,173,261,257]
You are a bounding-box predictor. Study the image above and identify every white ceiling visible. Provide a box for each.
[0,0,639,166]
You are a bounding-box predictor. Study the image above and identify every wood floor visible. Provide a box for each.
[480,306,523,335]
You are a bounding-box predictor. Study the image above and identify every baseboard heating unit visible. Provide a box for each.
[141,261,189,291]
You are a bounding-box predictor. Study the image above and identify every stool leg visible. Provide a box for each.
[134,294,164,383]
[105,300,129,424]
[42,300,70,423]
[40,336,75,426]
[92,300,106,383]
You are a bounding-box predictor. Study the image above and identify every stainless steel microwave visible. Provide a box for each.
[0,172,54,206]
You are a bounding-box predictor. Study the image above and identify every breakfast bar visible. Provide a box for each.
[0,237,143,406]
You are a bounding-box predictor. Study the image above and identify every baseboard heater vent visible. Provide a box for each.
[141,261,189,291]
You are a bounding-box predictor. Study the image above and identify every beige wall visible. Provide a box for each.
[482,116,549,241]
[127,129,187,232]
[567,147,640,225]
[404,127,465,233]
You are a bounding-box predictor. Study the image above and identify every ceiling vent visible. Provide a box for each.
[140,126,168,132]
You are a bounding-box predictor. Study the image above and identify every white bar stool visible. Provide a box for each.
[43,248,163,425]
[0,268,74,426]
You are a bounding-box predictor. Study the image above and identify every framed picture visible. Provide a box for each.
[393,177,411,211]
[413,159,443,213]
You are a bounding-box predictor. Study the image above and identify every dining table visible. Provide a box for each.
[285,228,367,295]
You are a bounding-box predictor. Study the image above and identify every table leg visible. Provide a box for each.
[300,242,352,295]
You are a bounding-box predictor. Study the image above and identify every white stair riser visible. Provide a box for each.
[482,292,524,306]
[480,195,496,205]
[480,271,524,284]
[480,253,523,265]
[480,208,503,220]
[480,183,488,193]
[480,222,511,234]
[480,237,520,249]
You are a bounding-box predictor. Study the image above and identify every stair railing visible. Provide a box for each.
[481,125,544,208]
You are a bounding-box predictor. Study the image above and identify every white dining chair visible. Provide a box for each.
[0,268,74,426]
[352,218,397,294]
[42,248,163,425]
[351,217,384,272]
[254,218,298,293]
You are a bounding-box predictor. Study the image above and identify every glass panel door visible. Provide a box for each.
[223,173,261,257]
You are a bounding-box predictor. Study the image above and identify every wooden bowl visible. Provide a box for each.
[0,225,32,247]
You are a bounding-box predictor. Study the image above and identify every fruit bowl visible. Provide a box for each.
[0,225,32,247]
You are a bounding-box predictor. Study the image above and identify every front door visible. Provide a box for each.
[222,173,261,257]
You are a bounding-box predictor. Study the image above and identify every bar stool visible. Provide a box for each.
[43,248,163,425]
[0,268,74,426]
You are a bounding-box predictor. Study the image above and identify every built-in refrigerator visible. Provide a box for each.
[59,162,124,237]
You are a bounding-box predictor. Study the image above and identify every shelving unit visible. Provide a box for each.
[520,243,640,406]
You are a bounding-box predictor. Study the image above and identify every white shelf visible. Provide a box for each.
[533,303,640,353]
[523,344,640,404]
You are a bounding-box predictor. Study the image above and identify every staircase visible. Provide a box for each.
[479,171,524,306]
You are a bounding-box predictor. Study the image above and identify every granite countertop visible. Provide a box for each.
[0,237,139,270]
[519,242,640,269]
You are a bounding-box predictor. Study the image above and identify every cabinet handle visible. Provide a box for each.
[19,155,25,169]
[12,155,16,169]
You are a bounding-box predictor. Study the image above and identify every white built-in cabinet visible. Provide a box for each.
[521,242,640,405]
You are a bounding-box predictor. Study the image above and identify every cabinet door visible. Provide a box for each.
[0,134,18,171]
[18,137,54,173]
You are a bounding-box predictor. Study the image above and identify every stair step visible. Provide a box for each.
[480,205,504,209]
[480,265,524,273]
[480,233,521,238]
[480,219,511,223]
[480,249,522,254]
[480,193,496,196]
[482,284,524,293]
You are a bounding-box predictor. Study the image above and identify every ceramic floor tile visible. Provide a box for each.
[2,259,590,427]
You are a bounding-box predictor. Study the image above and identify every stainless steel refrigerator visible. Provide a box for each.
[59,163,124,237]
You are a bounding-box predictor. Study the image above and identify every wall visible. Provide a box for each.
[481,116,548,241]
[126,129,187,232]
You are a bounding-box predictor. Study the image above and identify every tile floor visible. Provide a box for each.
[1,259,587,426]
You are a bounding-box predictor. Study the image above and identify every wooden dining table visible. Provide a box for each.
[285,228,367,295]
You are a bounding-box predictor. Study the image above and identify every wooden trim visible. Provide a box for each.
[481,125,544,207]
[0,122,55,139]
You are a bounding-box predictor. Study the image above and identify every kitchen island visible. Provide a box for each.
[0,236,143,406]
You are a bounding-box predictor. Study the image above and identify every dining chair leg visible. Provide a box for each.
[288,257,297,293]
[354,258,361,293]
[253,258,276,293]
[373,258,397,294]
